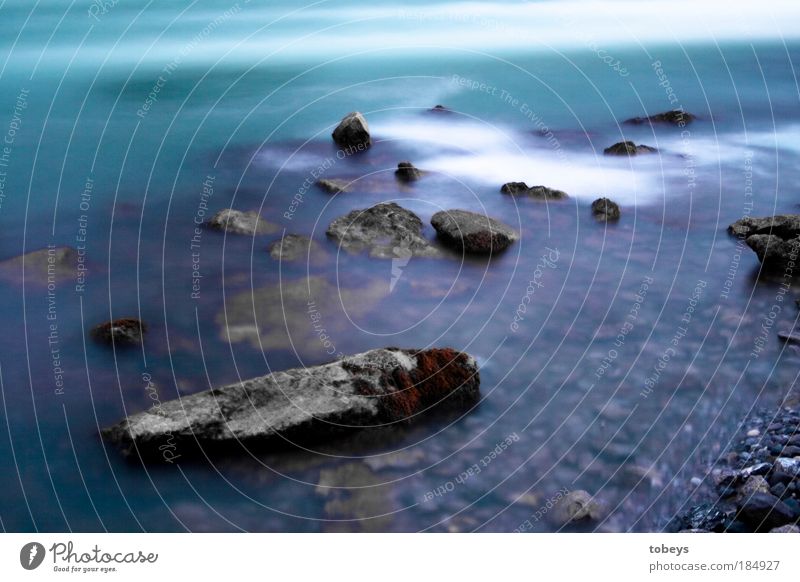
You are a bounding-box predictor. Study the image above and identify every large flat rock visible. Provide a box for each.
[102,347,479,458]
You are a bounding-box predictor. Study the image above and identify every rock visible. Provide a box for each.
[500,182,568,200]
[774,457,800,477]
[0,246,79,285]
[603,141,657,156]
[677,503,729,532]
[268,234,318,262]
[395,162,422,182]
[747,428,761,437]
[430,209,518,254]
[102,347,480,457]
[740,462,771,478]
[736,475,771,503]
[549,490,602,526]
[327,202,439,259]
[770,524,800,533]
[91,318,147,346]
[728,215,800,271]
[738,492,796,531]
[316,179,351,194]
[429,104,452,114]
[591,197,621,221]
[624,109,696,126]
[206,209,277,236]
[331,111,371,150]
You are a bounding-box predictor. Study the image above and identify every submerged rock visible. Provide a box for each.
[102,347,480,457]
[591,197,621,221]
[728,215,800,271]
[327,202,439,258]
[500,182,568,200]
[624,109,696,126]
[603,141,658,156]
[268,234,319,262]
[738,492,797,531]
[92,318,147,346]
[332,111,371,150]
[316,178,351,194]
[549,490,603,526]
[206,209,278,236]
[395,162,422,182]
[0,246,80,284]
[429,104,452,114]
[431,209,518,254]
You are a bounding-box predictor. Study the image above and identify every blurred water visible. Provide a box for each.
[1,0,800,532]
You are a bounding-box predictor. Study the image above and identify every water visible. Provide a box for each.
[1,0,800,532]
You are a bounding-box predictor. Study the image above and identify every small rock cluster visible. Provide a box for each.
[673,406,800,533]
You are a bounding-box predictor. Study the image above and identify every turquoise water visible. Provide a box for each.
[2,0,800,531]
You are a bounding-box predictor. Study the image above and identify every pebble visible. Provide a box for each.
[747,429,761,437]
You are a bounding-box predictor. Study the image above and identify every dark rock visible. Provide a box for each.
[624,109,696,126]
[327,202,439,259]
[770,470,794,486]
[771,482,788,499]
[429,104,451,114]
[549,490,603,526]
[102,347,480,457]
[738,492,796,531]
[268,234,318,262]
[603,141,658,156]
[741,462,772,478]
[591,197,621,222]
[500,182,568,200]
[728,215,800,271]
[678,503,729,532]
[395,162,422,182]
[431,209,518,254]
[91,318,147,346]
[332,111,371,150]
[316,179,351,194]
[206,209,278,236]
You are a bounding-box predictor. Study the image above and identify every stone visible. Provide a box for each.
[728,215,800,271]
[91,318,147,346]
[677,503,729,532]
[395,162,422,182]
[500,182,568,200]
[316,179,351,194]
[591,197,621,222]
[430,209,518,254]
[327,202,439,259]
[206,209,278,236]
[747,428,761,437]
[624,110,696,126]
[774,457,800,477]
[102,347,480,458]
[549,490,602,526]
[603,141,657,156]
[332,111,371,150]
[429,104,452,114]
[770,524,800,533]
[736,475,771,503]
[0,246,79,285]
[738,492,796,531]
[268,234,318,262]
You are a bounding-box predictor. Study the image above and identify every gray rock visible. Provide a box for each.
[92,318,147,346]
[736,475,771,504]
[395,162,422,182]
[774,457,800,477]
[332,111,371,150]
[591,197,621,221]
[316,179,351,194]
[738,492,796,531]
[500,182,568,200]
[728,215,800,238]
[429,104,452,114]
[549,490,603,526]
[603,141,657,156]
[624,110,696,126]
[327,202,439,259]
[206,209,278,236]
[0,246,79,284]
[431,209,518,254]
[268,234,319,262]
[770,524,800,533]
[102,347,480,457]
